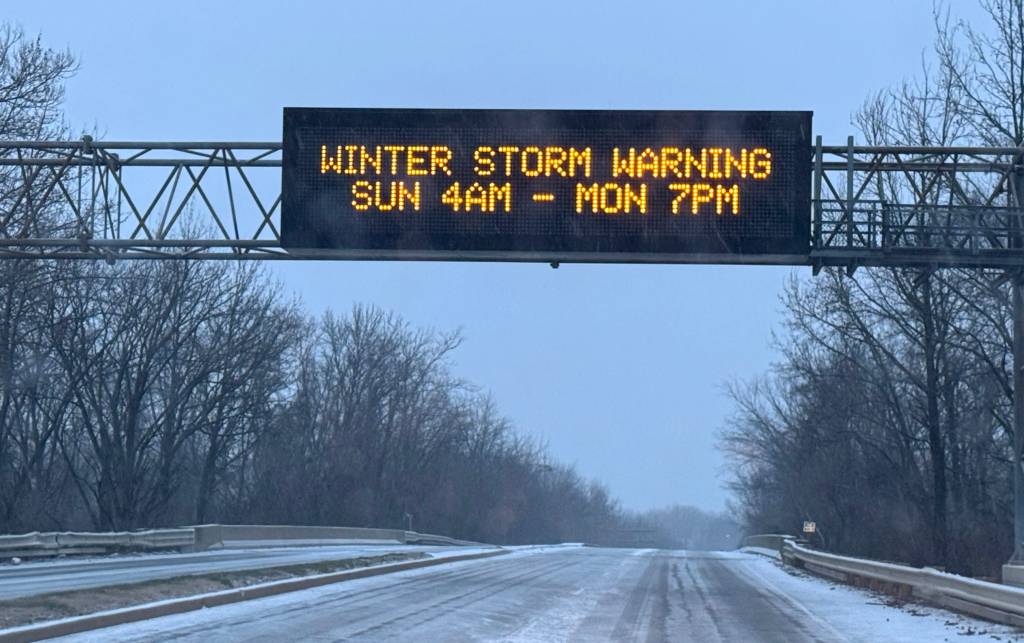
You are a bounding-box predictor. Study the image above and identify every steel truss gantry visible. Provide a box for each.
[1,137,1023,266]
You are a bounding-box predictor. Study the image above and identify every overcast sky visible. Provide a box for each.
[9,1,986,513]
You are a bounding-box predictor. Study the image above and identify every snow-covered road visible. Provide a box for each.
[0,544,451,599]
[54,547,1022,642]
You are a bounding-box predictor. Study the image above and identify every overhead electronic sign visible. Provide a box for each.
[281,108,812,261]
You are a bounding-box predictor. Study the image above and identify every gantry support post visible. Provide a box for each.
[1012,151,1024,563]
[1014,277,1024,562]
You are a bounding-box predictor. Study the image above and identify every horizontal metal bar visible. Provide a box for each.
[0,139,1015,160]
[821,144,1024,155]
[265,248,816,265]
[0,243,813,265]
[0,141,1016,173]
[0,251,284,261]
[819,162,1010,172]
[0,141,281,150]
[0,158,1009,172]
[811,248,1024,268]
[0,239,272,247]
[0,158,281,167]
[7,245,1024,268]
[0,141,1018,155]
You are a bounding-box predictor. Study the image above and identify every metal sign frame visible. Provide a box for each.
[280,108,813,262]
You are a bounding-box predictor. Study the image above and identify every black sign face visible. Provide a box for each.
[281,108,812,261]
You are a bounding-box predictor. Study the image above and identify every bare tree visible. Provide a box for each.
[0,26,76,534]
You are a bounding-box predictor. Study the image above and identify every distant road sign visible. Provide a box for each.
[281,108,812,262]
[803,521,817,534]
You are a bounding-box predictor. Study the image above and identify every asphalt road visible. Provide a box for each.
[0,544,448,600]
[55,547,1014,642]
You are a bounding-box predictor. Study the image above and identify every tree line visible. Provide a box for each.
[721,0,1024,577]
[0,257,623,543]
[0,26,623,544]
[625,505,740,551]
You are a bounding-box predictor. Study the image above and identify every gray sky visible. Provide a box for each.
[10,0,980,513]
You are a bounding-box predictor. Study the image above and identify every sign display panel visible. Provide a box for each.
[281,108,812,261]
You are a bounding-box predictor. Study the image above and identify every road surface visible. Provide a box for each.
[55,547,1020,642]
[0,544,450,600]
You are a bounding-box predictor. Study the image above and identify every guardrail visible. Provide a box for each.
[741,534,1024,628]
[0,529,195,558]
[0,525,488,559]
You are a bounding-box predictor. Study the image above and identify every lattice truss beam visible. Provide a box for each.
[0,137,1023,265]
[813,137,1024,270]
[0,138,283,260]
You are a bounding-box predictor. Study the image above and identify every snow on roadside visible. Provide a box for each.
[730,551,1024,641]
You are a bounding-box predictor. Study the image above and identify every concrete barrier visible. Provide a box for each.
[1003,564,1024,588]
[192,524,407,550]
[404,531,485,547]
[0,524,488,558]
[190,526,489,550]
[780,538,1024,627]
